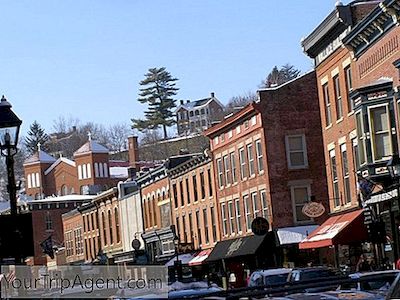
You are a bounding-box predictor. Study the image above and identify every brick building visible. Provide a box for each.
[204,73,329,282]
[175,92,225,136]
[24,137,132,199]
[29,194,95,265]
[62,208,85,264]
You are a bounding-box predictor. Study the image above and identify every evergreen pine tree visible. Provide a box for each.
[24,121,49,154]
[264,64,301,87]
[132,67,179,139]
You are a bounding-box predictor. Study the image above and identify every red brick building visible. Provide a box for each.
[62,208,85,264]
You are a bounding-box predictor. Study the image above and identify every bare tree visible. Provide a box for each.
[225,91,258,115]
[107,123,132,152]
[52,115,80,133]
[140,129,162,146]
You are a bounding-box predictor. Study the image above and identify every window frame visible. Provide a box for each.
[239,148,247,180]
[323,83,332,126]
[228,201,235,235]
[255,139,264,173]
[235,199,242,233]
[340,143,351,205]
[290,184,312,224]
[244,195,252,232]
[223,155,231,186]
[230,152,237,183]
[247,143,255,177]
[217,158,224,188]
[330,149,340,208]
[285,134,309,169]
[221,203,228,237]
[333,75,343,120]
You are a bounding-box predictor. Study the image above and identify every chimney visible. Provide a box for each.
[186,100,190,103]
[210,92,215,98]
[180,100,184,105]
[127,136,139,169]
[72,126,77,132]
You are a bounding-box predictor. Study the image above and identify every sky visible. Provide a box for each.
[1,0,343,136]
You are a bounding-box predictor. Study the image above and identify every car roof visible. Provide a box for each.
[349,270,400,278]
[252,268,292,276]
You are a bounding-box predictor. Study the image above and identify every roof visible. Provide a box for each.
[109,166,129,178]
[44,157,76,175]
[174,94,224,113]
[73,140,109,156]
[258,70,314,92]
[203,102,258,138]
[27,194,95,204]
[276,225,318,245]
[23,150,56,166]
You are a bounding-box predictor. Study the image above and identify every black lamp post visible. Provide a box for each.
[387,154,400,261]
[0,95,22,216]
[173,233,182,281]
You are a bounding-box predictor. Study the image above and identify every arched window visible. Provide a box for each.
[99,163,104,177]
[103,163,108,177]
[45,212,52,230]
[82,164,87,179]
[102,212,107,246]
[152,195,157,227]
[70,187,75,194]
[61,185,68,196]
[195,110,199,116]
[108,210,113,244]
[91,213,95,231]
[78,165,82,179]
[27,174,31,188]
[115,207,120,243]
[36,173,40,187]
[94,163,99,178]
[87,163,91,179]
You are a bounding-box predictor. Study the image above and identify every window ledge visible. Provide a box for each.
[259,170,265,175]
[325,124,333,130]
[336,118,344,124]
[348,111,354,116]
[249,174,256,179]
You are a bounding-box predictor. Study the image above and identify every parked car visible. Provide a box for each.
[248,268,292,288]
[287,267,343,283]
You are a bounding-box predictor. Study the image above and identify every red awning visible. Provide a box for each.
[299,209,367,249]
[188,249,212,266]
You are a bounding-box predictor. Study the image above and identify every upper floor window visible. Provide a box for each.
[355,111,367,166]
[193,174,199,202]
[247,144,255,177]
[235,199,242,233]
[201,108,205,115]
[291,185,312,224]
[244,195,252,232]
[223,155,231,185]
[341,144,351,205]
[345,66,353,112]
[260,190,268,220]
[207,168,213,197]
[217,158,224,188]
[255,139,264,173]
[323,83,332,126]
[228,201,235,235]
[285,135,308,169]
[251,115,257,126]
[330,149,340,208]
[195,110,200,116]
[236,125,241,134]
[239,148,247,179]
[368,105,392,161]
[45,212,53,231]
[333,75,343,120]
[189,111,194,117]
[230,152,237,183]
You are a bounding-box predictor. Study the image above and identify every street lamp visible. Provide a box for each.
[173,233,182,281]
[387,153,400,262]
[0,95,22,216]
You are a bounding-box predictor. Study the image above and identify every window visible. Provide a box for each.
[211,207,217,242]
[330,150,340,207]
[286,135,308,169]
[220,134,225,143]
[90,213,95,231]
[341,144,351,205]
[247,144,255,176]
[221,203,228,236]
[179,181,184,207]
[223,155,231,185]
[333,75,343,120]
[252,192,260,218]
[74,228,83,255]
[45,212,52,230]
[201,119,206,126]
[255,140,264,173]
[368,105,392,161]
[251,115,257,126]
[201,108,205,115]
[230,152,237,183]
[200,172,206,199]
[244,195,252,232]
[185,178,191,204]
[148,198,153,227]
[214,137,218,145]
[355,112,366,165]
[352,138,360,170]
[193,175,198,202]
[207,168,213,197]
[176,216,180,241]
[195,110,199,116]
[78,165,82,180]
[27,174,31,188]
[83,215,87,232]
[188,213,194,243]
[196,210,202,245]
[115,207,120,243]
[62,185,68,196]
[108,210,113,244]
[323,83,332,126]
[345,66,353,112]
[94,163,99,178]
[87,163,91,179]
[235,199,242,233]
[260,190,269,219]
[172,183,178,208]
[228,201,235,235]
[65,231,73,257]
[228,130,233,139]
[99,163,104,177]
[244,120,249,129]
[217,158,224,188]
[36,173,40,187]
[152,195,157,226]
[103,163,108,177]
[182,215,187,242]
[161,241,175,255]
[291,185,312,223]
[190,111,194,117]
[236,125,241,134]
[203,208,209,244]
[82,164,87,179]
[102,212,107,246]
[239,148,247,179]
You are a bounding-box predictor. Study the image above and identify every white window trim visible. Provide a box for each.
[244,195,251,232]
[260,190,268,220]
[224,155,231,186]
[255,139,264,173]
[235,198,242,234]
[340,143,351,205]
[251,192,259,218]
[330,149,340,208]
[217,158,224,188]
[247,144,255,177]
[239,148,247,180]
[230,152,237,184]
[228,201,235,236]
[367,103,393,163]
[290,184,312,224]
[221,203,228,236]
[285,134,309,169]
[355,110,367,166]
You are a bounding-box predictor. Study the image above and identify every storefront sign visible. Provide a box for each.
[178,242,194,253]
[367,189,398,204]
[251,217,269,235]
[226,238,243,257]
[302,202,325,218]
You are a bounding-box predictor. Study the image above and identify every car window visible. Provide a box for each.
[361,280,393,291]
[265,274,288,286]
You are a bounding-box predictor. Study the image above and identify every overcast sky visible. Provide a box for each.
[1,0,342,135]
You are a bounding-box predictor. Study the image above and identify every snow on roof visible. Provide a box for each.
[110,166,129,178]
[44,157,76,175]
[73,140,109,156]
[23,150,56,166]
[257,70,315,92]
[27,194,95,204]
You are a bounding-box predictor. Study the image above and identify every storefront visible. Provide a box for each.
[299,209,368,271]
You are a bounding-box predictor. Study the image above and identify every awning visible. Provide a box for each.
[165,253,195,267]
[189,249,212,266]
[276,225,318,245]
[299,209,367,249]
[206,234,266,262]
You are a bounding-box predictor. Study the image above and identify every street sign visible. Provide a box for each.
[131,239,141,250]
[251,217,269,236]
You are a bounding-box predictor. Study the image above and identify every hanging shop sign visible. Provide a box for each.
[302,202,325,218]
[251,217,269,236]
